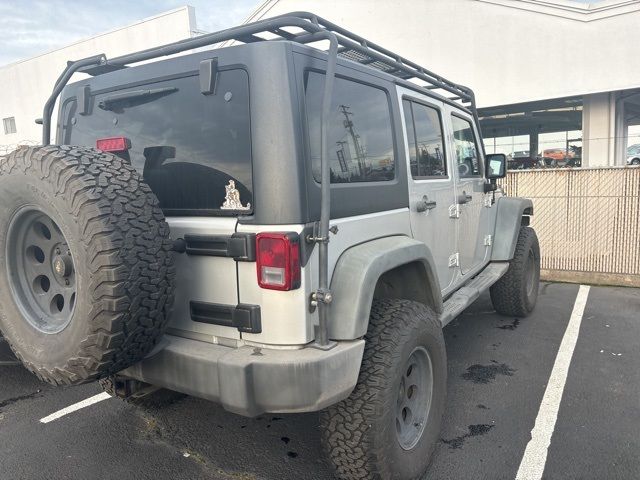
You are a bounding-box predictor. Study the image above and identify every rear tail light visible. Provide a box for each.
[96,136,130,152]
[256,232,301,291]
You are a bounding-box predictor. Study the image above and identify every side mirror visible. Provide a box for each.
[486,153,507,179]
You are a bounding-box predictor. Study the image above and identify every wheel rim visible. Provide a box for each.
[6,206,77,334]
[525,250,537,301]
[396,346,433,450]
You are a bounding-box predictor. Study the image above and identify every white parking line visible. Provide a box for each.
[515,285,591,480]
[40,392,111,424]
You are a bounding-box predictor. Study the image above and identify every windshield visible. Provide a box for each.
[61,69,252,215]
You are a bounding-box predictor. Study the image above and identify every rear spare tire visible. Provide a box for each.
[0,145,175,385]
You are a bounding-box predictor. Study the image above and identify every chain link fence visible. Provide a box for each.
[500,166,640,287]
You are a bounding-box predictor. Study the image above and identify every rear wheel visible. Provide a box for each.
[321,299,447,480]
[0,145,175,385]
[490,226,540,317]
[631,158,640,165]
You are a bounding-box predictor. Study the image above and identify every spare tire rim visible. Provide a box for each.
[396,346,433,450]
[6,206,77,334]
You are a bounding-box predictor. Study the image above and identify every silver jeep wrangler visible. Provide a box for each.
[0,12,539,480]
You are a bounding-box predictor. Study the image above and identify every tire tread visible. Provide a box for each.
[490,226,539,317]
[0,145,175,385]
[320,299,444,480]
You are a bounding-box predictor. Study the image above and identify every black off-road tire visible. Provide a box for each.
[0,145,175,385]
[490,226,540,317]
[100,376,185,408]
[320,299,447,480]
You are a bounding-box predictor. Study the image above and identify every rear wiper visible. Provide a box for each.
[98,87,178,111]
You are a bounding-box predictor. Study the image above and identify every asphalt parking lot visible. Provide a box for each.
[1,282,638,480]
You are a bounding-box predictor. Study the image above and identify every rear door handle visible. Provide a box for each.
[457,192,473,204]
[415,195,437,212]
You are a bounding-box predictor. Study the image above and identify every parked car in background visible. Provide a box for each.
[509,150,539,169]
[627,144,640,165]
[542,148,575,167]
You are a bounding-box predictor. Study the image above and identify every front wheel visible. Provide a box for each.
[490,226,540,317]
[321,299,447,480]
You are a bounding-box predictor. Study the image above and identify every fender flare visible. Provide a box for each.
[328,236,442,340]
[491,196,534,261]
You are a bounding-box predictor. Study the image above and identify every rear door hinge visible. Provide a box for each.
[448,204,460,219]
[484,234,493,246]
[448,253,460,268]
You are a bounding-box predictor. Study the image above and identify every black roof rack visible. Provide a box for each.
[41,11,477,145]
[40,11,480,349]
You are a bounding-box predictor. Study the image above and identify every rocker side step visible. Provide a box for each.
[440,262,509,326]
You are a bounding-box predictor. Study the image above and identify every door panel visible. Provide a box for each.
[401,95,457,292]
[449,113,491,275]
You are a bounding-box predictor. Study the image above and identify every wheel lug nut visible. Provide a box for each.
[65,279,70,286]
[55,248,61,255]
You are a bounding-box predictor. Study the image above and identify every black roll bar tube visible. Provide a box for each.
[312,31,338,348]
[40,12,480,347]
[41,54,107,145]
[39,15,339,347]
[39,17,323,146]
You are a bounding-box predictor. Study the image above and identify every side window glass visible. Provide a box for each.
[451,115,481,177]
[410,102,446,178]
[402,99,417,172]
[305,72,395,183]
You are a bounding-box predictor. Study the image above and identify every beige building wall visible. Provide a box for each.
[248,0,640,108]
[248,0,640,166]
[0,7,197,147]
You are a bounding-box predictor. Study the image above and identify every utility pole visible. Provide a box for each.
[336,140,348,174]
[339,105,366,176]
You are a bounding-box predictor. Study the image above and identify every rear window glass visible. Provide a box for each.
[62,69,252,215]
[304,72,395,183]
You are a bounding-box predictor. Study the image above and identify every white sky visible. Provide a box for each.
[0,0,259,66]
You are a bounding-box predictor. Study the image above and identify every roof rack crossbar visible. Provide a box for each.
[282,12,474,103]
[40,11,480,350]
[41,12,477,145]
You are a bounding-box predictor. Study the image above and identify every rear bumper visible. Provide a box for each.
[121,335,365,417]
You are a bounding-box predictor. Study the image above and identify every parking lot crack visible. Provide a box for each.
[0,390,43,411]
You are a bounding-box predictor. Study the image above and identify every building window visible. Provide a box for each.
[402,99,447,178]
[3,117,16,135]
[305,72,395,183]
[479,98,583,169]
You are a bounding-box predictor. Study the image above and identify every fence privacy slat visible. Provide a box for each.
[500,167,640,286]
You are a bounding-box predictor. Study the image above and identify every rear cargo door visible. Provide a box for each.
[167,217,242,340]
[62,68,253,340]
